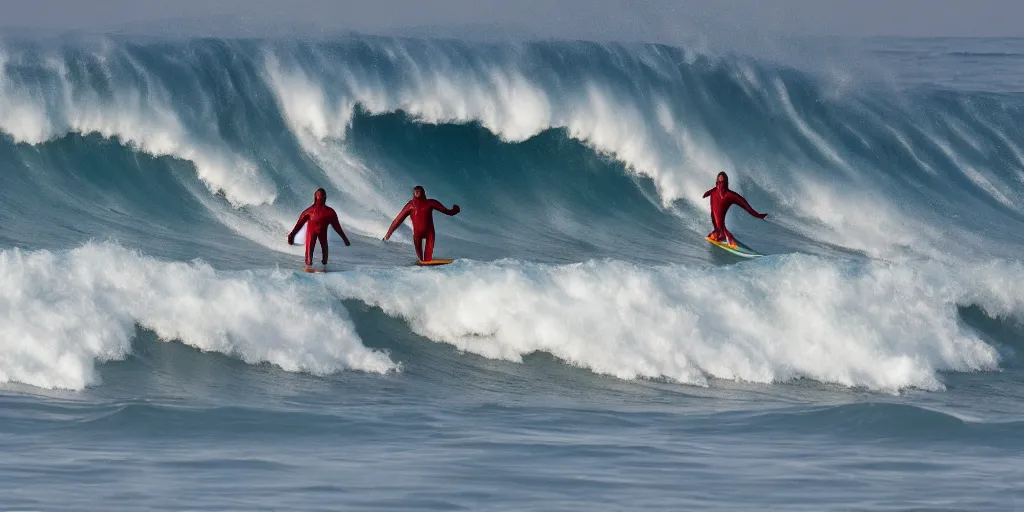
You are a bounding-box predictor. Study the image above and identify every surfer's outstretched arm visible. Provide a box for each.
[702,188,714,198]
[428,199,460,216]
[329,211,351,246]
[383,202,413,241]
[728,191,768,219]
[287,209,311,245]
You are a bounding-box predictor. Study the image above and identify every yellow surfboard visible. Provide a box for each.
[706,236,762,258]
[415,259,455,266]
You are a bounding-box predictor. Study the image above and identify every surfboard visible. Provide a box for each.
[301,266,331,273]
[415,259,455,266]
[706,236,762,258]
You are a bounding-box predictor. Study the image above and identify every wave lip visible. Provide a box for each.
[0,41,275,207]
[0,243,396,391]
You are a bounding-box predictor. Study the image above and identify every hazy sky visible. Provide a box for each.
[0,0,1020,40]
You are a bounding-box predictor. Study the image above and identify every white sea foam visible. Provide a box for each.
[0,240,1014,394]
[326,255,1014,393]
[0,243,395,390]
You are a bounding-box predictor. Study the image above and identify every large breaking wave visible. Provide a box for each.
[2,34,1023,391]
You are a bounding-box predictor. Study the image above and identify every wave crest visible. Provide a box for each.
[0,243,395,390]
[327,255,1013,392]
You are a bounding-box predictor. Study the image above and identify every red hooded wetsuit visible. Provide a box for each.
[384,190,460,261]
[288,189,350,265]
[703,172,767,246]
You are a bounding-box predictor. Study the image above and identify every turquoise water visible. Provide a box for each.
[1,34,1023,510]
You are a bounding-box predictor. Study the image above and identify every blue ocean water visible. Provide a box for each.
[1,33,1024,510]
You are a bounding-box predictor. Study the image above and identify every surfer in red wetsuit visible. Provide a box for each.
[287,188,351,266]
[703,172,768,247]
[383,186,460,262]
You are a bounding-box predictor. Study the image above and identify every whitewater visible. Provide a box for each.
[1,33,1023,510]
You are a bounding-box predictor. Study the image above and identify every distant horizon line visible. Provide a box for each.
[2,13,1024,42]
[4,24,1024,43]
